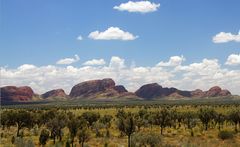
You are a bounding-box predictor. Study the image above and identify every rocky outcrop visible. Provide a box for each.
[41,89,67,99]
[135,83,163,99]
[191,89,205,98]
[135,84,231,99]
[0,86,34,102]
[0,80,232,102]
[206,86,222,97]
[69,78,137,99]
[219,90,231,96]
[190,87,231,98]
[114,85,128,93]
[69,78,115,97]
[135,83,191,99]
[205,86,231,97]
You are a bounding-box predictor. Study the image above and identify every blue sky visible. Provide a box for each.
[0,0,240,94]
[1,0,239,67]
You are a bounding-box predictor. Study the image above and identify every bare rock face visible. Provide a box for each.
[204,86,231,97]
[69,78,135,99]
[168,92,185,99]
[219,90,231,96]
[191,86,231,98]
[135,83,232,99]
[69,78,139,99]
[135,83,192,99]
[41,89,67,99]
[114,85,128,93]
[135,83,163,99]
[0,86,34,102]
[191,89,205,98]
[69,78,115,97]
[206,86,222,97]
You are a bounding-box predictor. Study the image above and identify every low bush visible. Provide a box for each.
[131,132,161,147]
[218,130,234,140]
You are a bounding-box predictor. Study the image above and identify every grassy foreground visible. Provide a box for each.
[1,99,240,147]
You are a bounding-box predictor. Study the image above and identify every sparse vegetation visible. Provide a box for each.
[1,100,240,146]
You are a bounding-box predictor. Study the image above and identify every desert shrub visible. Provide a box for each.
[104,141,109,147]
[92,122,104,137]
[19,130,24,138]
[15,137,25,147]
[11,136,15,144]
[218,130,234,140]
[65,140,71,147]
[15,137,34,147]
[25,139,35,147]
[131,132,161,147]
[30,125,39,136]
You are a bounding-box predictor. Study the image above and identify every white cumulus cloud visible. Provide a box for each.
[88,27,138,40]
[157,55,185,67]
[213,31,240,43]
[83,59,106,66]
[56,54,80,65]
[109,56,125,69]
[18,64,36,71]
[225,54,240,65]
[1,55,240,95]
[114,1,160,13]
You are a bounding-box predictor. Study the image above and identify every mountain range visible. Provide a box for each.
[0,78,233,102]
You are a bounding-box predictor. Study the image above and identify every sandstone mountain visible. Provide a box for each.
[135,83,191,99]
[69,78,137,99]
[135,83,231,99]
[41,89,68,99]
[0,79,233,102]
[0,86,34,102]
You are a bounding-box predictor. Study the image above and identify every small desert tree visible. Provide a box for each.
[78,127,90,147]
[99,114,113,137]
[39,109,56,126]
[198,107,216,131]
[39,129,50,146]
[67,116,80,147]
[117,112,136,147]
[214,113,226,131]
[81,112,100,128]
[228,109,240,132]
[134,109,148,131]
[46,118,58,144]
[1,110,15,130]
[14,110,33,136]
[183,112,197,136]
[154,108,172,135]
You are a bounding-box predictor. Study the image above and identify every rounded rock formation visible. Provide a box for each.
[114,85,128,93]
[206,86,222,97]
[41,89,67,99]
[0,86,34,102]
[219,89,231,96]
[191,89,205,98]
[69,78,115,98]
[135,83,163,99]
